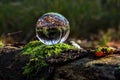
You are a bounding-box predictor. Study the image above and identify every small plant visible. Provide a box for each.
[94,47,115,57]
[21,40,75,77]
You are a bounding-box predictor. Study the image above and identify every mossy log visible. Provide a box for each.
[0,41,120,80]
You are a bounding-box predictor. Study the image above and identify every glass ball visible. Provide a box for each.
[36,12,70,45]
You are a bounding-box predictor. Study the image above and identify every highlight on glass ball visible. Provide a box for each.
[36,12,70,45]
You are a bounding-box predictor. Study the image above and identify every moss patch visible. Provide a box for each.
[21,40,75,78]
[0,41,4,48]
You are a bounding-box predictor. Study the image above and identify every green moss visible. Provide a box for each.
[21,40,75,57]
[21,40,75,77]
[0,41,4,48]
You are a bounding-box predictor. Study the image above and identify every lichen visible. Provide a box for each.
[21,40,75,77]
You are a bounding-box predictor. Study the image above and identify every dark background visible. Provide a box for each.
[0,0,120,42]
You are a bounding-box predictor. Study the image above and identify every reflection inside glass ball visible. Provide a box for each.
[36,12,70,45]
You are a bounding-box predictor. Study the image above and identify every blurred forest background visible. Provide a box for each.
[0,0,120,44]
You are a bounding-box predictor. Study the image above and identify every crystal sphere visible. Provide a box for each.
[36,12,70,45]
